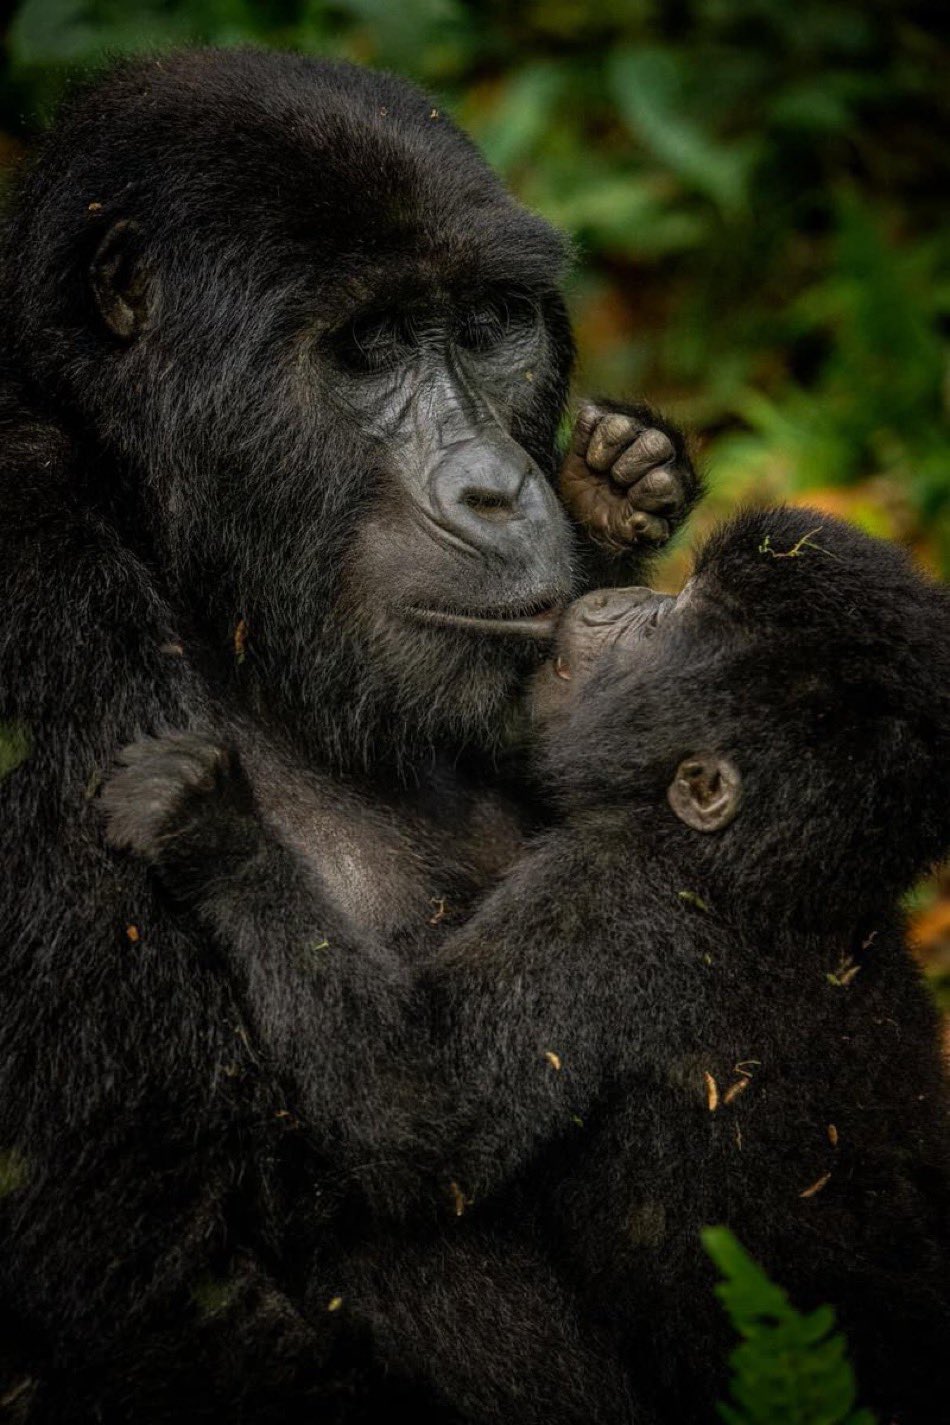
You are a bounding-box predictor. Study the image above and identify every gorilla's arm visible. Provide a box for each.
[102,735,417,1205]
[560,402,703,586]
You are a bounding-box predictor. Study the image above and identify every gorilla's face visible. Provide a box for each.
[32,54,578,764]
[329,284,574,748]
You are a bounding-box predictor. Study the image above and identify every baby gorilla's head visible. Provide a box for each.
[533,507,950,919]
[530,584,741,832]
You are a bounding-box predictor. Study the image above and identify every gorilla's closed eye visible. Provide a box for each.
[328,311,416,375]
[456,292,539,354]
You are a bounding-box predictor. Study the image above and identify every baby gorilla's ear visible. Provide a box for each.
[667,753,741,832]
[90,219,155,340]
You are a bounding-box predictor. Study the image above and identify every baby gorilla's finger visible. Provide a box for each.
[100,733,236,860]
[621,464,682,516]
[611,430,675,487]
[586,413,641,472]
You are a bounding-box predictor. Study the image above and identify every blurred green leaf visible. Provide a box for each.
[608,47,757,216]
[703,1227,876,1425]
[470,63,566,173]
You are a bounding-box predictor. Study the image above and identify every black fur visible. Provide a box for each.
[427,507,950,1422]
[126,509,950,1422]
[0,47,699,1422]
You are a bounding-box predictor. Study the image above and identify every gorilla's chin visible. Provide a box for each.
[346,613,546,762]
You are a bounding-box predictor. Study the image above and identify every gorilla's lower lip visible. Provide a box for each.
[409,605,562,643]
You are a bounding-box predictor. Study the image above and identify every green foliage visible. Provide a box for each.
[702,1227,875,1425]
[5,0,945,568]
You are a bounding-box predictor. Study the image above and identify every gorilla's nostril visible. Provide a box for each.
[461,489,517,522]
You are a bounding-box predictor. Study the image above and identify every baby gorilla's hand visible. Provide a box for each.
[559,401,698,551]
[101,731,253,865]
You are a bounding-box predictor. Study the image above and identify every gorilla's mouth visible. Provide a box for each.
[408,604,562,643]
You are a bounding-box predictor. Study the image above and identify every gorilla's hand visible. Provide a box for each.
[101,732,254,874]
[559,401,699,552]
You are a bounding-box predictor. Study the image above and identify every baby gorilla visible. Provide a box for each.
[427,506,950,1422]
[104,508,950,1423]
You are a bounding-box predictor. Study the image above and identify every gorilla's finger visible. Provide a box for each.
[611,430,675,487]
[586,413,641,472]
[621,465,682,516]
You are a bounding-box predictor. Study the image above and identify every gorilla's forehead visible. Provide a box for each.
[59,49,570,290]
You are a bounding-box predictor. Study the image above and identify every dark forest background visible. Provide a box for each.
[2,0,947,1016]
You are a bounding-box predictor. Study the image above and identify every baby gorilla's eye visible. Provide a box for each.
[456,292,539,354]
[328,311,415,375]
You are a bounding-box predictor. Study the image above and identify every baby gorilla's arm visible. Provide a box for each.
[101,733,633,1206]
[420,827,640,1201]
[102,737,645,1424]
[101,733,417,1210]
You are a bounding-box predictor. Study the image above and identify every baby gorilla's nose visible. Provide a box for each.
[530,585,667,727]
[572,585,654,627]
[553,584,675,682]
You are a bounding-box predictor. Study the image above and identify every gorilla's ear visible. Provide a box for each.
[667,753,741,832]
[90,220,155,340]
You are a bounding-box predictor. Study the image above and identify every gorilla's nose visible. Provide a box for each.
[430,435,558,550]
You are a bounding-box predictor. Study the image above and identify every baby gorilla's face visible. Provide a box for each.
[530,581,742,832]
[529,584,678,726]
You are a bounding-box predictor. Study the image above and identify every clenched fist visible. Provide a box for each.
[559,401,699,552]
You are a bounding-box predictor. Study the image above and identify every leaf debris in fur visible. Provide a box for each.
[544,1049,562,1072]
[0,1148,30,1197]
[0,720,31,781]
[327,1296,344,1312]
[826,954,861,987]
[233,618,248,663]
[800,1172,832,1199]
[191,1274,240,1319]
[126,924,140,944]
[678,889,711,913]
[428,897,447,926]
[827,1124,839,1147]
[0,1378,34,1409]
[724,1077,750,1105]
[704,1071,719,1111]
[448,1181,472,1217]
[758,525,840,560]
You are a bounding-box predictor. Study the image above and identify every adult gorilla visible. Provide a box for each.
[0,50,697,1421]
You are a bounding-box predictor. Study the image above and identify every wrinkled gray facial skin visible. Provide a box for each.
[529,583,680,726]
